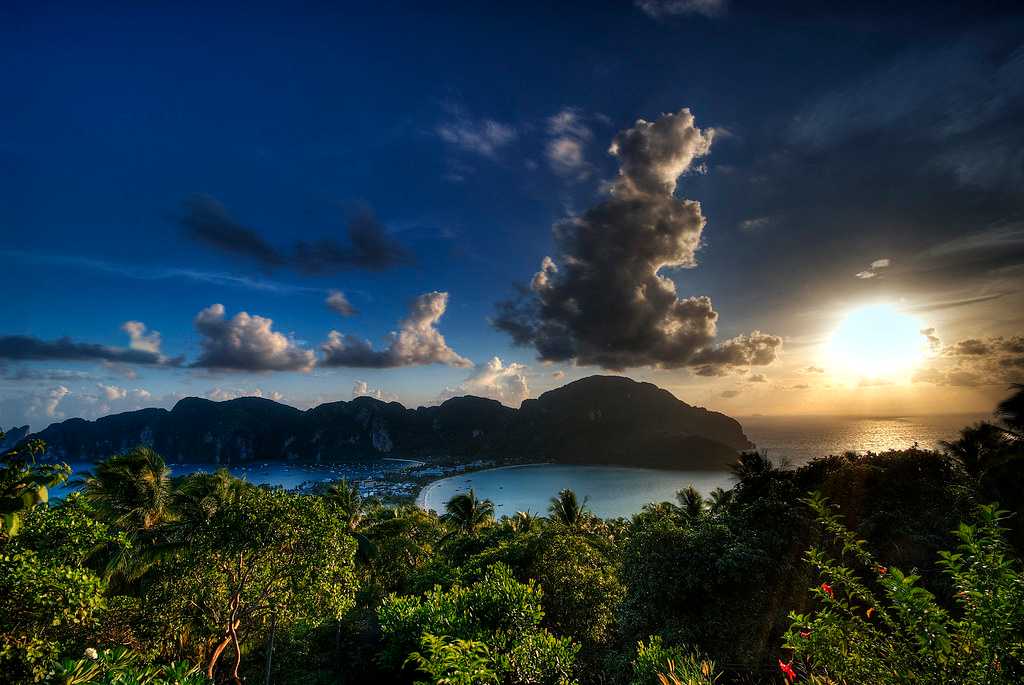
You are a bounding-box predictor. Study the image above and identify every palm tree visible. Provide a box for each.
[941,422,1010,477]
[325,479,364,532]
[173,468,243,526]
[81,447,173,531]
[731,450,776,482]
[708,487,734,514]
[443,489,495,535]
[640,501,678,518]
[79,447,177,584]
[676,485,706,521]
[995,384,1024,439]
[549,488,588,529]
[507,510,537,533]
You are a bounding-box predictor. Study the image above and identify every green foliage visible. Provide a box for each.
[52,647,208,684]
[0,435,69,539]
[406,634,498,685]
[531,533,622,647]
[0,548,106,681]
[378,562,579,684]
[630,636,719,685]
[784,493,1024,684]
[152,483,358,679]
[2,399,1022,685]
[618,508,772,669]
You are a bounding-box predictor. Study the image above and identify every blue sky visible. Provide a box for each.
[3,1,1024,430]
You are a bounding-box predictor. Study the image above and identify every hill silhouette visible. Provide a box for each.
[16,375,753,469]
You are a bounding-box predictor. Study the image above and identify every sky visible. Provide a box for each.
[2,0,1024,432]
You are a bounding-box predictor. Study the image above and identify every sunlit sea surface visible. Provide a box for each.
[739,412,988,464]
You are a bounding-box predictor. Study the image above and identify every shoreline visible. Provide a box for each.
[415,462,561,509]
[415,461,548,511]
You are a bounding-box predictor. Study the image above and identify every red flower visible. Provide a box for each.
[799,630,811,639]
[821,582,834,599]
[877,566,888,575]
[779,658,796,682]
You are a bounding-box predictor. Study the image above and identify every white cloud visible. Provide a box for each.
[856,257,891,279]
[321,291,471,368]
[121,321,162,354]
[97,383,128,401]
[352,380,398,402]
[437,112,517,158]
[192,304,316,372]
[545,108,594,179]
[43,385,70,417]
[440,357,530,407]
[206,387,285,402]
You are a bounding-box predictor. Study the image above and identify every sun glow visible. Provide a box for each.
[825,304,927,379]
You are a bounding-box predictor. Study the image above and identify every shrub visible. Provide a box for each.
[378,562,579,684]
[406,634,498,685]
[52,646,208,684]
[630,636,719,685]
[783,493,1024,683]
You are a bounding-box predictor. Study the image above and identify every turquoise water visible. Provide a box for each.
[417,464,734,519]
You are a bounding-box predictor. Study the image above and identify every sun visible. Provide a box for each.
[825,304,927,378]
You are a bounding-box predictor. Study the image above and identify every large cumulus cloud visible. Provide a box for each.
[321,291,471,368]
[493,108,781,372]
[191,304,316,372]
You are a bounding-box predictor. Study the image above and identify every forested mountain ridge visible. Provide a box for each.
[13,375,752,468]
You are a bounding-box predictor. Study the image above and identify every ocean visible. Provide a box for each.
[738,412,990,465]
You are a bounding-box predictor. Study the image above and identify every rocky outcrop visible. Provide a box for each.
[13,376,752,470]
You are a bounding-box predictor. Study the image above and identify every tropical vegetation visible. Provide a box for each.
[1,385,1023,683]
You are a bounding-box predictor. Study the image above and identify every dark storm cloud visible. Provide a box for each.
[0,335,175,366]
[321,291,471,368]
[493,108,781,373]
[191,304,316,372]
[181,195,411,273]
[181,195,286,268]
[292,211,411,273]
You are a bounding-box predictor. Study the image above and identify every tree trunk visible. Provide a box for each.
[263,610,277,685]
[208,592,242,682]
[207,633,234,680]
[230,618,243,685]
